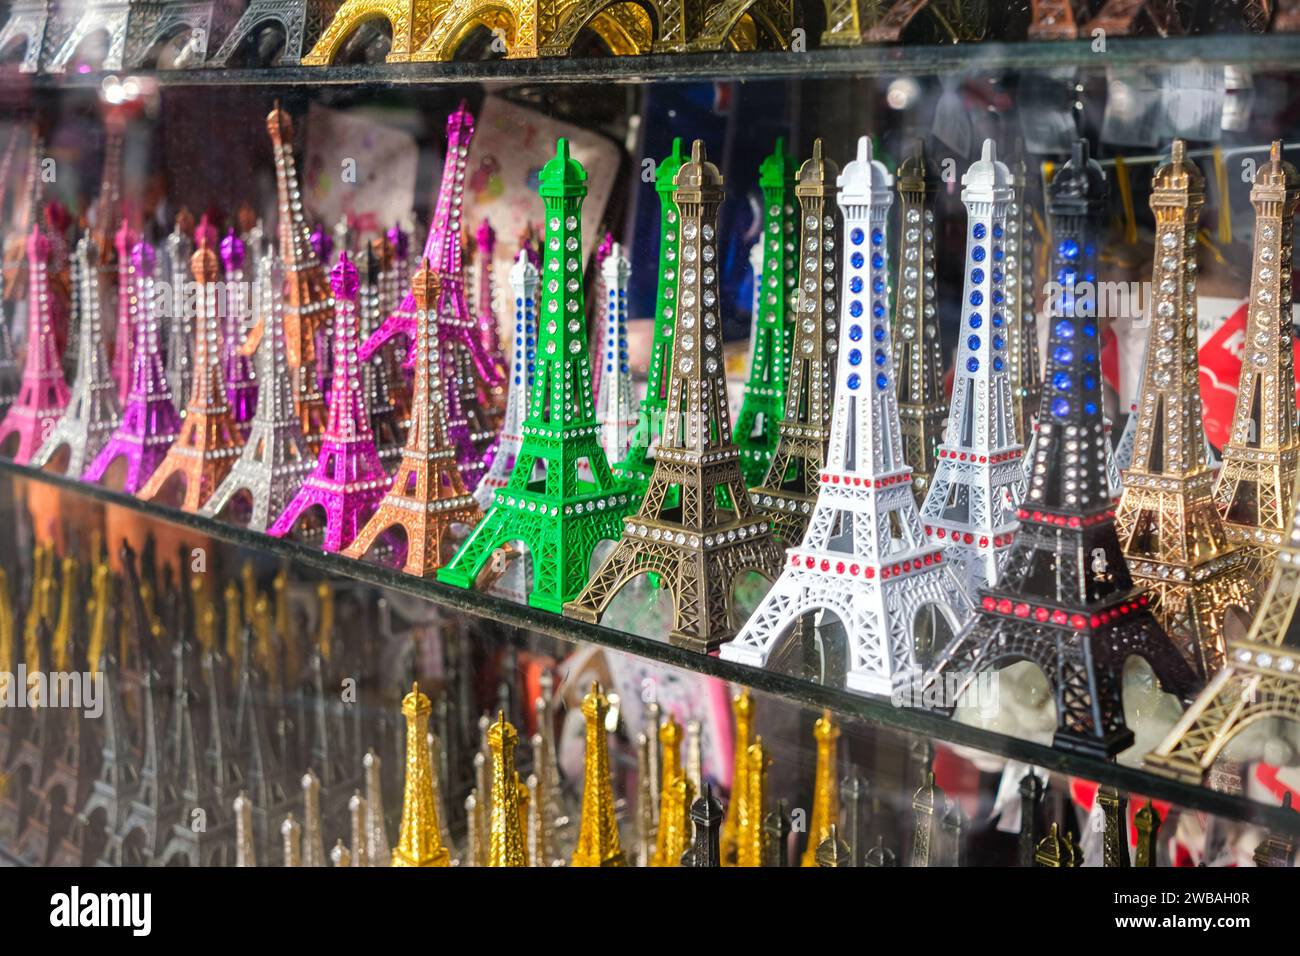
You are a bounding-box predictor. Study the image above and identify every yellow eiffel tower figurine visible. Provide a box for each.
[736,738,770,868]
[391,683,450,866]
[719,688,753,866]
[487,712,528,867]
[651,715,683,866]
[801,710,840,867]
[571,683,625,867]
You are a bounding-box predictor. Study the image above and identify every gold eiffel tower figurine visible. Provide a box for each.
[800,710,839,867]
[1115,140,1257,679]
[651,714,683,866]
[391,683,450,866]
[486,712,527,867]
[1213,141,1300,578]
[719,688,753,866]
[570,683,625,867]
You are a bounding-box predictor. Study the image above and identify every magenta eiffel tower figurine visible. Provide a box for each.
[268,253,389,552]
[110,220,137,403]
[360,102,504,488]
[220,229,258,431]
[0,226,69,463]
[473,217,505,423]
[31,233,121,476]
[82,239,182,493]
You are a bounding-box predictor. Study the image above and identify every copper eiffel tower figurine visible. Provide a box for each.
[747,138,841,548]
[344,262,484,576]
[1212,142,1300,578]
[137,239,245,511]
[1115,140,1258,680]
[565,140,784,652]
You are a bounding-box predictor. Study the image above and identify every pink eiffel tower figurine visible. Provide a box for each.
[137,240,245,511]
[220,229,258,431]
[360,102,504,488]
[110,220,137,402]
[0,226,69,463]
[268,253,389,552]
[473,218,505,423]
[83,239,182,492]
[31,233,121,475]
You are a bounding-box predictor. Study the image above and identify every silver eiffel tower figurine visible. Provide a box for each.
[165,215,195,413]
[199,249,315,531]
[31,233,121,475]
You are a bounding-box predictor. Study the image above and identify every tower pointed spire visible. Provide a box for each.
[163,211,195,409]
[486,711,527,867]
[801,710,840,866]
[723,136,971,691]
[748,137,841,547]
[391,684,450,866]
[220,229,258,431]
[200,248,315,531]
[32,232,121,474]
[919,139,1197,757]
[268,253,389,552]
[439,138,636,613]
[110,218,138,403]
[1116,139,1258,679]
[593,241,635,469]
[344,260,484,575]
[570,683,624,866]
[566,139,783,651]
[919,138,1027,590]
[735,137,799,486]
[1006,153,1041,447]
[138,239,246,511]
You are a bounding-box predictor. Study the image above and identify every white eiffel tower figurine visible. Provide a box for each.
[595,242,634,471]
[31,233,121,475]
[744,239,762,377]
[473,250,538,511]
[722,137,973,695]
[199,248,315,531]
[919,139,1026,591]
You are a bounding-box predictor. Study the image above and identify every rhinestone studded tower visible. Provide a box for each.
[438,140,635,612]
[1115,140,1258,680]
[345,262,484,576]
[1212,142,1300,577]
[616,138,686,493]
[594,241,635,470]
[919,140,1026,591]
[747,138,841,548]
[109,219,137,403]
[82,239,183,492]
[565,139,784,652]
[735,139,798,487]
[918,141,1197,757]
[358,240,408,470]
[268,254,389,551]
[722,137,971,692]
[1006,154,1041,448]
[220,229,259,431]
[893,145,946,506]
[163,212,195,409]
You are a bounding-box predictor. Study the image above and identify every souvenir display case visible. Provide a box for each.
[0,0,1299,872]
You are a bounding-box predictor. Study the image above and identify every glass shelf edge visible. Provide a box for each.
[4,458,1298,836]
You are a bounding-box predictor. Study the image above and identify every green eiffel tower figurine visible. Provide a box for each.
[735,138,798,487]
[615,137,686,495]
[437,139,636,612]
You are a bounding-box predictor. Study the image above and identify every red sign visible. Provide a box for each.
[1198,303,1300,448]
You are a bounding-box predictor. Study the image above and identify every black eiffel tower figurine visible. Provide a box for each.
[918,141,1198,757]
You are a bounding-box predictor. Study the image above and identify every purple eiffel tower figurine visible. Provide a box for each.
[110,219,136,403]
[82,239,182,492]
[220,229,258,431]
[309,223,335,396]
[267,253,389,552]
[0,226,69,463]
[360,102,504,487]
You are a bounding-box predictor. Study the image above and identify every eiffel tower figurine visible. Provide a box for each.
[1213,142,1300,578]
[391,683,451,866]
[735,138,798,487]
[565,140,783,650]
[616,138,686,493]
[1116,140,1258,680]
[358,239,408,470]
[137,240,245,511]
[917,140,1198,758]
[746,138,841,548]
[1147,469,1300,779]
[267,104,332,453]
[200,249,315,531]
[269,253,388,551]
[593,241,635,471]
[31,234,121,475]
[893,144,946,506]
[474,251,538,512]
[345,262,483,576]
[361,102,503,488]
[208,0,340,67]
[83,239,183,492]
[0,225,68,463]
[919,140,1027,591]
[438,139,636,613]
[220,230,258,432]
[1006,155,1041,449]
[164,212,195,410]
[0,0,53,73]
[722,137,971,689]
[110,219,138,403]
[570,682,624,867]
[473,217,506,423]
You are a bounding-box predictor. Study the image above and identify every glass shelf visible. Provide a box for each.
[9,34,1300,91]
[4,458,1296,836]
